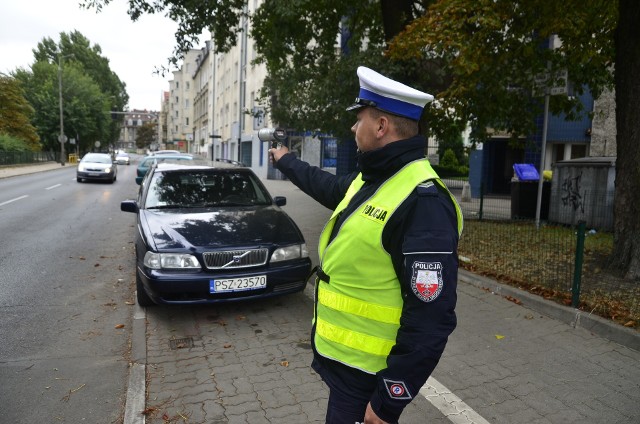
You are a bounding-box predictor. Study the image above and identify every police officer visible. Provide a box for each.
[269,66,463,424]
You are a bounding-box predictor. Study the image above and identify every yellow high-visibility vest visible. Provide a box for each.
[314,159,462,373]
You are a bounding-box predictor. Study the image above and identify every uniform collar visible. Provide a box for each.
[357,135,427,182]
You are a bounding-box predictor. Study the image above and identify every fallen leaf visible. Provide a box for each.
[115,324,125,329]
[141,407,157,416]
[94,263,100,267]
[280,361,289,367]
[223,343,232,348]
[504,296,522,305]
[623,320,635,327]
[495,334,505,340]
[236,315,246,320]
[125,301,134,305]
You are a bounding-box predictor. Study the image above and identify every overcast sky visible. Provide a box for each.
[0,0,201,111]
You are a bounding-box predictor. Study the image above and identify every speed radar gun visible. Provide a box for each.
[258,128,288,149]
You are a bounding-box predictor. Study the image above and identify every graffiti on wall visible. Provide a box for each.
[561,172,586,213]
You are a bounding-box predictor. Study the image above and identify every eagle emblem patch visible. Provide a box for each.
[411,261,443,302]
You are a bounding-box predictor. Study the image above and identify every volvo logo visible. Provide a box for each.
[222,251,250,268]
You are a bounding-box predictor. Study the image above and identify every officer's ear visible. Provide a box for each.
[376,115,390,137]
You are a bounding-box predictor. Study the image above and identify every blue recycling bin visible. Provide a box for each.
[511,164,550,219]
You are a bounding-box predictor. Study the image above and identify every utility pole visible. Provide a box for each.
[57,53,73,166]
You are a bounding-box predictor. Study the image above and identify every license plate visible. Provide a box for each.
[89,172,100,176]
[210,275,267,293]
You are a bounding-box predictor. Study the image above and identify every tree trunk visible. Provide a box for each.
[611,0,640,280]
[380,0,418,42]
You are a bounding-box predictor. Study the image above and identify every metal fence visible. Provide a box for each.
[0,151,59,166]
[449,182,638,327]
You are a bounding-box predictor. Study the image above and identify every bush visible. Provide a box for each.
[0,134,29,152]
[433,148,469,178]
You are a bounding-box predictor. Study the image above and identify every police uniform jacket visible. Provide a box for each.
[275,135,460,422]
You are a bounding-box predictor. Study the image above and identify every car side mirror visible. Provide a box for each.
[273,196,286,206]
[121,200,138,213]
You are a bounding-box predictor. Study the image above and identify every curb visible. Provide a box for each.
[124,299,146,424]
[458,269,640,352]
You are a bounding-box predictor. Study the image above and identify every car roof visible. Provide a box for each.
[140,154,193,162]
[152,159,246,173]
[152,150,182,155]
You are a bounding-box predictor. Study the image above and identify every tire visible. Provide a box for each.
[136,272,155,306]
[77,177,82,182]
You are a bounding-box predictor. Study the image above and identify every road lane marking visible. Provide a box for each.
[45,184,62,190]
[420,377,491,424]
[0,195,29,206]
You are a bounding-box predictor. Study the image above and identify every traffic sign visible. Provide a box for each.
[533,69,568,97]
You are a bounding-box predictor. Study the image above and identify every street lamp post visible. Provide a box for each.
[57,53,73,165]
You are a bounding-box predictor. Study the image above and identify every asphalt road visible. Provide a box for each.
[0,163,139,423]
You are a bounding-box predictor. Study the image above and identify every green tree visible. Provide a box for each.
[32,31,128,145]
[12,31,125,154]
[0,75,40,150]
[14,60,110,154]
[136,121,157,149]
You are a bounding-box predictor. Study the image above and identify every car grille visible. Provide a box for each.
[203,249,269,269]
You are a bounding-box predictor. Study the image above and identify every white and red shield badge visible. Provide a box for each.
[411,261,443,302]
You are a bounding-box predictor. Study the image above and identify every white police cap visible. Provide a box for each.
[346,66,434,121]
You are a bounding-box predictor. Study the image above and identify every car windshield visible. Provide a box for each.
[117,153,128,157]
[82,154,112,164]
[145,170,271,209]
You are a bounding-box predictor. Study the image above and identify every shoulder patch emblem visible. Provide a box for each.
[383,378,412,400]
[411,261,443,302]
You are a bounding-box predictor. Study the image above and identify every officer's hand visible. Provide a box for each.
[269,145,289,163]
[364,402,388,424]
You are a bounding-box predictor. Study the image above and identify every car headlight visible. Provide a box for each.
[144,252,201,269]
[270,244,309,263]
[78,164,85,172]
[104,167,112,173]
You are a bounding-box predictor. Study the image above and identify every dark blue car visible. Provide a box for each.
[121,160,312,306]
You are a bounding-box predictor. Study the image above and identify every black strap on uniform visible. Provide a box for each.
[316,266,330,284]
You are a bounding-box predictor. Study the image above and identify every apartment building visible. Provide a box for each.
[166,0,329,179]
[117,109,159,152]
[167,49,202,153]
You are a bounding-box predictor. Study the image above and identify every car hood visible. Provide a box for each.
[140,205,304,251]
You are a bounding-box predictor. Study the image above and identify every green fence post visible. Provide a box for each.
[572,220,586,308]
[479,182,484,220]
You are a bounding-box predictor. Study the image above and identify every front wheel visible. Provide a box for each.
[136,272,155,306]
